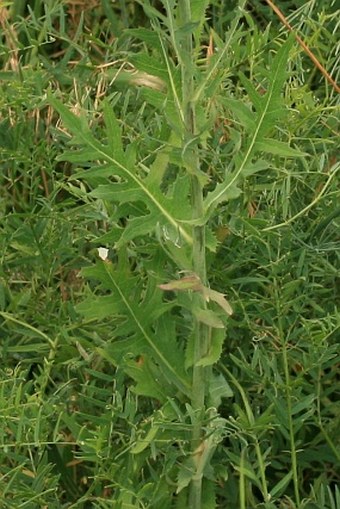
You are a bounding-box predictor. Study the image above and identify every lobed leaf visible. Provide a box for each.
[204,37,297,219]
[77,260,191,398]
[48,93,194,246]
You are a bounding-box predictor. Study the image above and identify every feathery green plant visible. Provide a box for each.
[46,1,317,506]
[1,0,339,507]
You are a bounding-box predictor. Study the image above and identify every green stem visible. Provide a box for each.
[176,1,210,507]
[275,290,301,507]
[281,341,300,507]
[239,448,246,509]
[254,438,269,501]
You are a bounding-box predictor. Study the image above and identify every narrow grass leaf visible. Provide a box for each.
[269,471,293,498]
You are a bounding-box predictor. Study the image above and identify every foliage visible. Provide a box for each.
[0,0,339,508]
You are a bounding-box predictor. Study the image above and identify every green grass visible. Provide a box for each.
[0,1,339,508]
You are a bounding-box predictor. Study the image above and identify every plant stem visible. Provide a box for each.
[275,291,301,508]
[177,1,210,507]
[281,341,300,507]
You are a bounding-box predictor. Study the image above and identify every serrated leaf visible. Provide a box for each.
[255,139,308,157]
[204,181,242,216]
[146,129,179,187]
[141,87,183,132]
[176,21,200,37]
[130,53,169,83]
[223,97,255,130]
[57,148,100,163]
[196,328,225,367]
[70,163,118,180]
[102,99,124,160]
[50,95,102,149]
[125,27,162,50]
[140,1,167,23]
[240,158,269,178]
[116,214,160,247]
[201,480,217,509]
[191,0,210,26]
[124,356,171,401]
[204,37,295,217]
[193,308,224,329]
[193,3,246,104]
[238,73,262,113]
[78,261,191,397]
[48,93,194,246]
[76,295,121,320]
[247,37,294,140]
[208,374,233,407]
[234,464,261,488]
[176,457,195,493]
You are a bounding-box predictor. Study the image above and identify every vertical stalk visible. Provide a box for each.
[275,288,301,507]
[281,340,301,507]
[177,1,210,508]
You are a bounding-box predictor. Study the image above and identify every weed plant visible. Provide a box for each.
[0,1,339,508]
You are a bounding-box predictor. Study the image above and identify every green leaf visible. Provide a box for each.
[58,148,101,163]
[101,99,124,161]
[140,82,183,132]
[222,97,255,130]
[130,53,169,83]
[125,27,162,50]
[124,356,171,401]
[245,37,294,139]
[203,288,233,316]
[201,480,217,509]
[193,308,224,329]
[255,139,308,157]
[140,1,167,23]
[175,21,200,37]
[158,274,202,292]
[208,374,233,407]
[238,73,262,113]
[240,159,269,178]
[204,37,295,217]
[204,181,242,217]
[76,295,122,320]
[77,261,191,398]
[48,93,194,246]
[146,129,180,187]
[196,328,225,367]
[192,2,246,104]
[176,457,195,493]
[291,394,315,415]
[49,94,102,150]
[269,471,293,498]
[233,462,261,489]
[130,424,159,454]
[191,0,210,27]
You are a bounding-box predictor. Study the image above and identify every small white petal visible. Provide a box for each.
[98,247,109,261]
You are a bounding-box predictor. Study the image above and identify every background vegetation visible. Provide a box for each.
[0,1,339,508]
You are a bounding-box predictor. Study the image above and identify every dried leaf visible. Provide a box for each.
[203,288,233,316]
[158,274,203,292]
